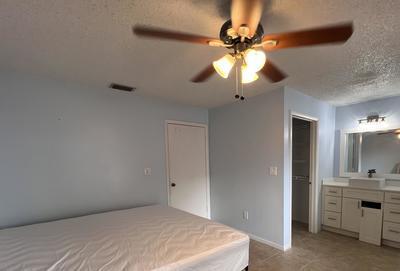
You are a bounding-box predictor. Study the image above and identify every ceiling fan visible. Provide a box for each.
[133,0,353,100]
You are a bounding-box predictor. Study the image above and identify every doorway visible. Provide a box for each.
[165,121,210,218]
[290,114,318,235]
[292,118,311,232]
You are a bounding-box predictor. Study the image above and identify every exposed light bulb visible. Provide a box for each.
[244,49,266,72]
[397,134,400,139]
[241,65,259,84]
[213,54,236,78]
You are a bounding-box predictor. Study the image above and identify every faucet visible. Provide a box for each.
[368,169,376,178]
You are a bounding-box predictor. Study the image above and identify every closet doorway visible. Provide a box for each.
[291,114,318,234]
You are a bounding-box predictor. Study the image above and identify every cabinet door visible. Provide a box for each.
[359,207,383,245]
[341,198,361,232]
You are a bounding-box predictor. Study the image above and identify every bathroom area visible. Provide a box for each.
[321,96,400,249]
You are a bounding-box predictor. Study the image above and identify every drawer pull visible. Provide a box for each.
[389,211,400,215]
[388,229,400,234]
[328,202,337,205]
[327,217,337,221]
[391,197,400,200]
[329,190,337,194]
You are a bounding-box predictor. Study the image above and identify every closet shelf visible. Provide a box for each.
[293,159,307,163]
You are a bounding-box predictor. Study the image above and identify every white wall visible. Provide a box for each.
[334,96,400,176]
[0,72,208,229]
[283,87,336,247]
[209,88,286,249]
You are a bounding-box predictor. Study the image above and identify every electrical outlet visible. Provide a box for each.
[243,210,249,220]
[269,166,278,176]
[144,168,152,176]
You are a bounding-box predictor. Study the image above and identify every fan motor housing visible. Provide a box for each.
[219,20,264,52]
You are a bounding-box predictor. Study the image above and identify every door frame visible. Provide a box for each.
[289,112,319,234]
[165,120,211,218]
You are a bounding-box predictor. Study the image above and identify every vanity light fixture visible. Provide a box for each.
[358,114,386,124]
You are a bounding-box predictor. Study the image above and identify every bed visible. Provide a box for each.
[0,205,249,271]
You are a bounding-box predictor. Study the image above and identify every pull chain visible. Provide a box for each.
[240,80,245,100]
[235,62,240,99]
[240,54,245,101]
[233,54,245,101]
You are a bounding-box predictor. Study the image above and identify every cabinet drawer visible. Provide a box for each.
[324,186,342,197]
[385,192,400,204]
[384,203,400,223]
[343,188,384,202]
[383,222,400,243]
[323,211,341,228]
[324,195,342,212]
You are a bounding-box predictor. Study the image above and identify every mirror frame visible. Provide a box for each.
[339,124,400,180]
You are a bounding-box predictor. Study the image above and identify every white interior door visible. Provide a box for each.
[166,122,209,218]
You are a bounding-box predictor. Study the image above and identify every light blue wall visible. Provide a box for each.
[209,88,285,248]
[283,87,336,247]
[209,87,336,250]
[5,68,396,249]
[334,96,400,176]
[0,72,208,229]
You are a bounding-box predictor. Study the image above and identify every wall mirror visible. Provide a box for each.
[340,127,400,179]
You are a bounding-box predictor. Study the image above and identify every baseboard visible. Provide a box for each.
[322,225,358,238]
[322,226,400,249]
[382,239,400,249]
[247,233,290,251]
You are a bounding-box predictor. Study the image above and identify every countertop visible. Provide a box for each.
[323,178,400,192]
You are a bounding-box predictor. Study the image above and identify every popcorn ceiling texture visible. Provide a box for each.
[0,0,399,107]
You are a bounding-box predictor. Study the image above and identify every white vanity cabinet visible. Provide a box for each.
[382,191,400,245]
[359,202,383,246]
[341,189,384,244]
[385,192,400,204]
[341,197,361,233]
[322,183,400,247]
[322,186,342,229]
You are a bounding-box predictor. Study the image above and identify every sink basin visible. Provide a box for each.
[349,177,386,189]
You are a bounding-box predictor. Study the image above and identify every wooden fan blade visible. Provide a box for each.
[231,0,263,37]
[191,64,216,83]
[260,60,287,83]
[263,23,353,51]
[133,25,217,45]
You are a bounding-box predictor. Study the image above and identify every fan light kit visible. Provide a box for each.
[133,0,354,101]
[213,49,266,81]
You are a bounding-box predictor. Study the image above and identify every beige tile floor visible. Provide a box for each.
[249,223,400,271]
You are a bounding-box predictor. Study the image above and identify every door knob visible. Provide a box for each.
[171,183,176,187]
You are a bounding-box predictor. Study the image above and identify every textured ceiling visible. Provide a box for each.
[0,0,399,108]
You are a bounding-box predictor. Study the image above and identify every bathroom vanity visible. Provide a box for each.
[322,178,400,248]
[323,125,400,247]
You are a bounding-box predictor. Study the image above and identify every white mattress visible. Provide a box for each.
[0,205,249,271]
